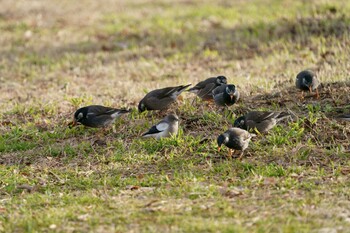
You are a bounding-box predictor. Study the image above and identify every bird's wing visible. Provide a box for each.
[143,122,169,136]
[142,96,173,110]
[87,105,118,117]
[241,130,254,141]
[155,87,178,98]
[161,84,191,99]
[247,111,276,123]
[197,83,216,98]
[188,81,205,91]
[276,112,290,121]
[156,122,169,131]
[140,84,190,110]
[189,78,216,91]
[212,85,225,95]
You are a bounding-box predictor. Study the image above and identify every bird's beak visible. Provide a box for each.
[308,86,312,93]
[230,93,235,100]
[68,119,77,128]
[218,147,221,152]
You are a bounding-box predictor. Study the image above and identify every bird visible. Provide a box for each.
[217,127,255,159]
[138,84,191,112]
[142,114,179,139]
[335,114,350,121]
[234,111,290,133]
[295,70,320,99]
[70,105,130,128]
[212,84,240,107]
[188,76,227,101]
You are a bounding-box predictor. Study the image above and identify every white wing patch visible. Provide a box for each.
[156,122,169,132]
[110,112,120,118]
[170,91,179,99]
[264,112,275,119]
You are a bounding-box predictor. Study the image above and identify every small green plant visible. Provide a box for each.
[66,96,93,108]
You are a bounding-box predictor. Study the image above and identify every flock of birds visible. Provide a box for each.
[69,69,349,158]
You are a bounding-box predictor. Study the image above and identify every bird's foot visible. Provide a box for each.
[314,89,320,99]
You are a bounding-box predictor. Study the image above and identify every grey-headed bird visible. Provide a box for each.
[217,127,255,159]
[142,114,179,139]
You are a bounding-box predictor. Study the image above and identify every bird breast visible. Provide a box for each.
[169,121,179,135]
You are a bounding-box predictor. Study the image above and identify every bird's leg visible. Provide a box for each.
[299,91,304,100]
[208,101,216,112]
[201,100,215,114]
[238,151,244,160]
[308,86,313,95]
[315,88,320,99]
[228,149,234,158]
[191,96,197,106]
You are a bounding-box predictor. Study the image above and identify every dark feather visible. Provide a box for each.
[142,125,161,136]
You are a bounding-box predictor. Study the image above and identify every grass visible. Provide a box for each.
[1,0,350,232]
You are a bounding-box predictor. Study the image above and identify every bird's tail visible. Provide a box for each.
[187,87,198,94]
[276,112,291,121]
[335,114,350,121]
[111,108,130,118]
[178,84,192,93]
[118,109,131,114]
[170,84,192,98]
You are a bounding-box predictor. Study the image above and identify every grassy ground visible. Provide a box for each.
[1,0,350,232]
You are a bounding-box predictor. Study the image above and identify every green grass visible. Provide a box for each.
[1,0,350,232]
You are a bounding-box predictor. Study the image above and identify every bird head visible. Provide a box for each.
[216,76,227,85]
[217,133,229,151]
[301,77,312,88]
[233,116,246,129]
[74,110,84,123]
[138,102,146,112]
[70,108,86,127]
[167,114,179,122]
[225,85,238,100]
[296,70,315,90]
